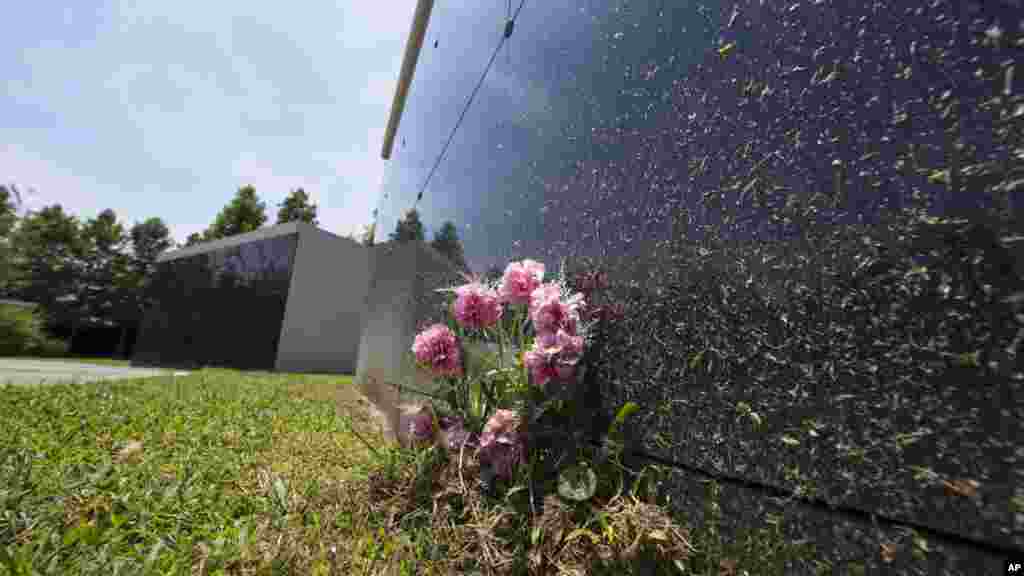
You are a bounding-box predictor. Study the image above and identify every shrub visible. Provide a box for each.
[0,303,67,357]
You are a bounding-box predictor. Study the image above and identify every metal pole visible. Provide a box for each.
[381,0,436,160]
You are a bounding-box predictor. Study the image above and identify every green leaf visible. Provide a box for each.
[780,435,800,446]
[503,485,527,502]
[955,351,979,368]
[927,170,950,185]
[904,265,929,277]
[688,350,705,370]
[749,411,763,429]
[609,401,640,436]
[564,528,600,544]
[1010,494,1024,513]
[558,464,598,502]
[912,533,930,560]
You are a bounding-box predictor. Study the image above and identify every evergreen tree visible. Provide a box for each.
[389,208,425,243]
[430,220,467,270]
[207,185,268,240]
[0,185,24,296]
[276,188,319,226]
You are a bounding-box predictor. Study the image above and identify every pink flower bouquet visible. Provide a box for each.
[408,258,600,483]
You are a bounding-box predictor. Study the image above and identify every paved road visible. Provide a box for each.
[0,359,188,386]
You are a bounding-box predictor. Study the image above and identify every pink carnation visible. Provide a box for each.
[478,409,524,481]
[524,346,559,386]
[529,283,584,335]
[554,329,584,361]
[452,282,503,330]
[439,417,475,452]
[479,409,520,447]
[499,259,545,305]
[408,405,436,445]
[524,329,584,386]
[411,323,463,377]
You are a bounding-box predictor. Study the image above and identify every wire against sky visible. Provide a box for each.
[414,0,529,206]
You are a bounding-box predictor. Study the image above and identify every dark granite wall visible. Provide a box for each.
[382,0,1023,571]
[132,234,298,371]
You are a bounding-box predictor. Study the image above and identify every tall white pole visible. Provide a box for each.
[381,0,436,160]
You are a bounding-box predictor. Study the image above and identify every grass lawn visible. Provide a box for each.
[0,366,822,575]
[0,368,403,575]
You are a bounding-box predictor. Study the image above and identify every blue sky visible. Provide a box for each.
[2,0,415,244]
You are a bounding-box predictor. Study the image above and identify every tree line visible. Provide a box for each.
[386,207,468,272]
[0,183,469,356]
[0,183,175,355]
[183,185,319,246]
[182,188,469,271]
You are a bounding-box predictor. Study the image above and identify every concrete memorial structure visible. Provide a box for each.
[355,240,465,444]
[132,220,461,442]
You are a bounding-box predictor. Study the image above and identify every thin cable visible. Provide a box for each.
[415,0,528,204]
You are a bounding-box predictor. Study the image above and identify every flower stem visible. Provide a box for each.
[519,306,531,387]
[497,323,506,371]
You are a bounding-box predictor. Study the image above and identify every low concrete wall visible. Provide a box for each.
[276,223,372,374]
[355,241,463,444]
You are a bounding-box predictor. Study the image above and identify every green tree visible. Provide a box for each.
[82,209,125,256]
[79,209,130,323]
[9,204,84,334]
[121,217,172,355]
[184,232,205,247]
[276,188,319,226]
[206,185,267,240]
[130,218,172,266]
[0,185,24,296]
[430,220,467,270]
[0,185,21,237]
[389,208,425,243]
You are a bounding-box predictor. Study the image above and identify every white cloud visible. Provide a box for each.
[4,0,415,245]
